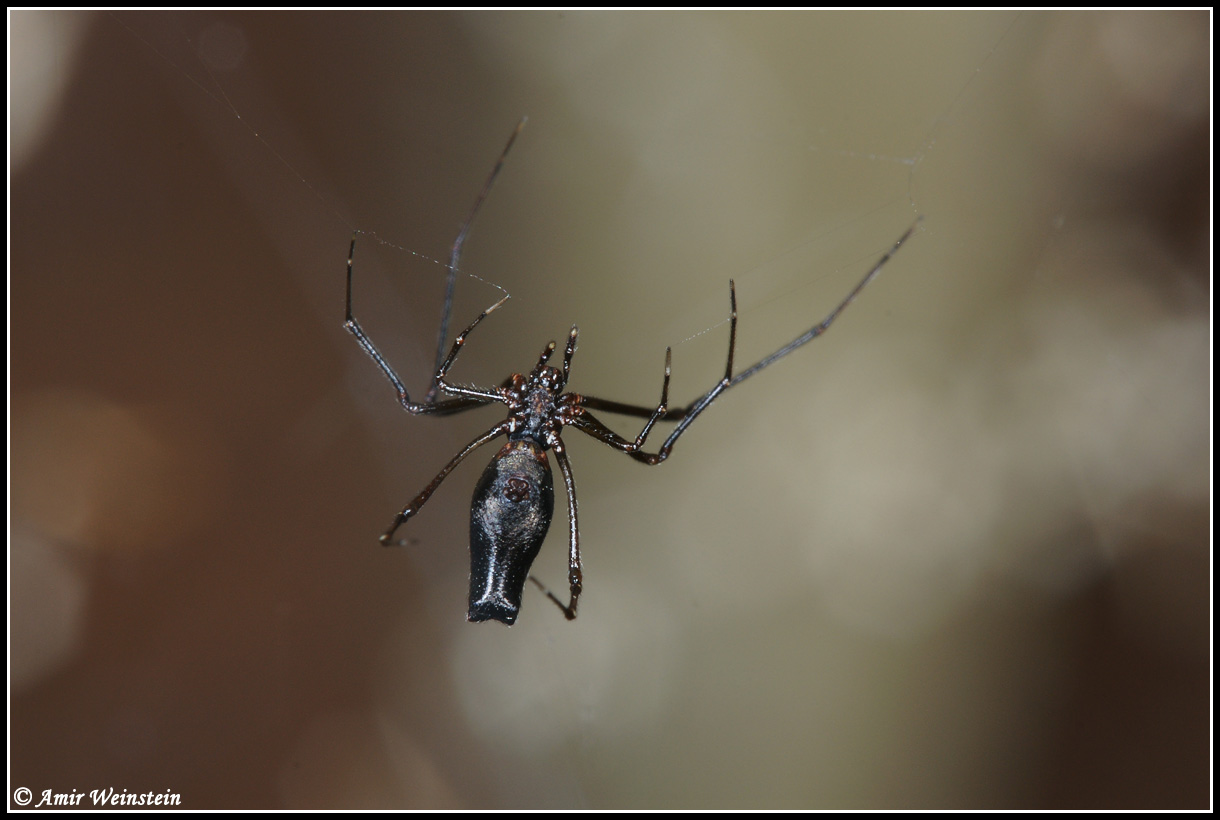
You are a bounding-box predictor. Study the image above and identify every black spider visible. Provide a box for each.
[344,119,919,625]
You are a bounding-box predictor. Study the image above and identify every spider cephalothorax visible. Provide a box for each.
[502,343,580,446]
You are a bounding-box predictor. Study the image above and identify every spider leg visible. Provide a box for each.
[380,420,512,547]
[560,326,578,387]
[345,237,495,416]
[599,220,920,466]
[573,396,691,422]
[535,340,558,369]
[433,294,512,403]
[425,118,527,404]
[568,347,672,451]
[529,438,582,619]
[570,293,731,465]
[727,219,920,388]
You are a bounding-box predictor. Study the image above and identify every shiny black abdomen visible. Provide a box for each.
[468,440,555,624]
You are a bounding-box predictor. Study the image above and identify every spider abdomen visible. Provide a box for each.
[468,440,555,624]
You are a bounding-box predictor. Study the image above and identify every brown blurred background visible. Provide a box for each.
[10,11,1209,809]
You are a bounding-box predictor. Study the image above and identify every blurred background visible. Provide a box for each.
[10,11,1209,809]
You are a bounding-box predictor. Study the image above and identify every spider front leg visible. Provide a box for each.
[380,420,511,546]
[426,293,513,404]
[349,238,519,547]
[344,236,494,416]
[424,117,527,404]
[529,439,582,620]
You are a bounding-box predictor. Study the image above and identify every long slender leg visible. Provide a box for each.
[425,118,528,404]
[573,294,732,465]
[575,396,692,422]
[529,438,582,619]
[433,294,513,402]
[345,237,494,415]
[727,219,920,387]
[625,299,734,464]
[585,220,920,465]
[568,347,672,452]
[381,420,511,546]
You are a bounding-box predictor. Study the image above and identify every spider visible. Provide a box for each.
[344,119,920,625]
